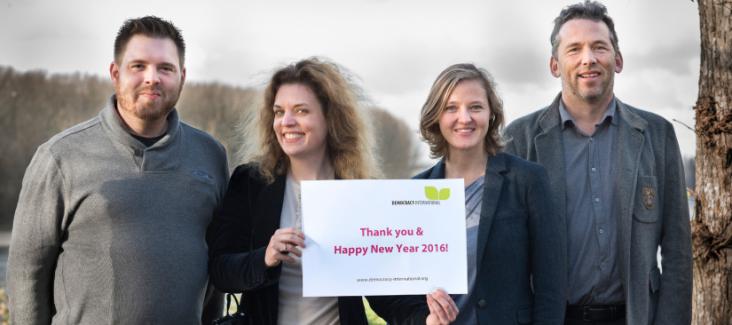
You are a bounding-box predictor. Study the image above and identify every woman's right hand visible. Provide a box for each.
[264,227,306,267]
[426,289,458,324]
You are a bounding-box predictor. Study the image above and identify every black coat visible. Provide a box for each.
[207,164,429,324]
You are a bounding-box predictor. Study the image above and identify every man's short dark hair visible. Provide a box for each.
[550,0,619,57]
[114,16,185,66]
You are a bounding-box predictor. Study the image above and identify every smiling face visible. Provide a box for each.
[551,18,623,107]
[110,34,185,124]
[273,83,329,162]
[438,79,491,156]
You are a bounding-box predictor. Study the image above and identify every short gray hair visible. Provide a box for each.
[550,0,620,57]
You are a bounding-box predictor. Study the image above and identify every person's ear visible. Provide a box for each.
[550,56,560,78]
[614,51,624,73]
[110,61,120,85]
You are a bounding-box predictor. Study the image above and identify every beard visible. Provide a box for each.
[117,85,180,121]
[575,87,604,103]
[570,76,613,104]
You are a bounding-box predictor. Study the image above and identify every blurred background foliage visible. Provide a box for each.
[0,65,423,230]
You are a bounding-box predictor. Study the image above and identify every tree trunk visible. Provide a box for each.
[692,0,732,324]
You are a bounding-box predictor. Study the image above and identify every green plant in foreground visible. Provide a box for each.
[363,298,387,325]
[0,288,8,325]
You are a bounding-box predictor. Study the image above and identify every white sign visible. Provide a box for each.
[301,179,467,297]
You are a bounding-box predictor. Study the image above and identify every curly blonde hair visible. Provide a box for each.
[252,58,376,183]
[420,63,505,159]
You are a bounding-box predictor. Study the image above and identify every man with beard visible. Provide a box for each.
[7,16,228,324]
[504,1,692,324]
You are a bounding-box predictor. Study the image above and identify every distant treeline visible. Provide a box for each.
[0,66,420,229]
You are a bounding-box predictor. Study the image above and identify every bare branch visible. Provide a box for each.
[673,118,695,132]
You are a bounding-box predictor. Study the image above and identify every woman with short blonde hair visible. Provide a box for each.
[420,64,505,158]
[414,63,566,324]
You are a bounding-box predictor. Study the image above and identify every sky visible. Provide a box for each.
[0,0,701,159]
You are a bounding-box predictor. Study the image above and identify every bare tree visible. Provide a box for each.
[177,82,259,171]
[368,107,422,178]
[0,66,424,230]
[691,0,732,323]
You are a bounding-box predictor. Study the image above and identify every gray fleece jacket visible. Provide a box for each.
[7,96,228,324]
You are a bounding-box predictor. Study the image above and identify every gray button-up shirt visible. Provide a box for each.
[560,99,624,304]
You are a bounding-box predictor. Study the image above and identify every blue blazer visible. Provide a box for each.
[414,152,566,325]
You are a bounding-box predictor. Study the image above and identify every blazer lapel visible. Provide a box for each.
[428,159,446,179]
[613,100,647,283]
[534,95,567,225]
[476,153,507,268]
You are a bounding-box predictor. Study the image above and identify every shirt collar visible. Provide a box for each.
[559,97,618,129]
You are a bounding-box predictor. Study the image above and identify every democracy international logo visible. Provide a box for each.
[391,185,450,206]
[424,186,450,201]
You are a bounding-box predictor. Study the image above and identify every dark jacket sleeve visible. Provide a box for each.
[207,165,279,293]
[200,285,224,324]
[366,295,429,325]
[652,123,692,325]
[526,165,567,324]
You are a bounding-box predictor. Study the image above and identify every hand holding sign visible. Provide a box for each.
[264,227,306,267]
[426,289,459,325]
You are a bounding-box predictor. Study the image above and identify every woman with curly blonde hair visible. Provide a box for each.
[209,57,458,325]
[252,58,376,184]
[207,58,405,324]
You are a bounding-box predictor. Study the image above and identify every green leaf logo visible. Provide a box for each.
[424,186,451,200]
[439,188,450,200]
[424,186,439,200]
